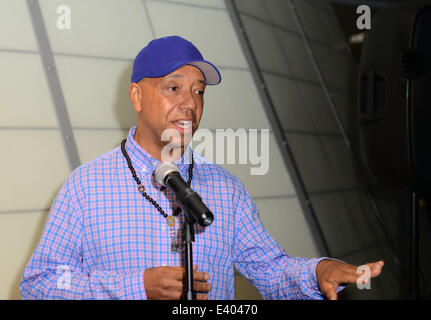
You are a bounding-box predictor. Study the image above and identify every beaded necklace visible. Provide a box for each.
[120,139,194,252]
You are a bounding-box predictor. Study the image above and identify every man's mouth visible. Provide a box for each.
[172,120,193,129]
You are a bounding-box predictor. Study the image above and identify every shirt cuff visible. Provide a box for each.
[123,270,147,300]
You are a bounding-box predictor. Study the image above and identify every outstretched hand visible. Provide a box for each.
[315,259,384,300]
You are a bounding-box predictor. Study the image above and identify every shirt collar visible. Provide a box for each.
[124,126,193,175]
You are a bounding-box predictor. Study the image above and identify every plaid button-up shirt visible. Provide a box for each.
[20,126,326,300]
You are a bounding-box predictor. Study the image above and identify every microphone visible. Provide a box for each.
[155,162,214,227]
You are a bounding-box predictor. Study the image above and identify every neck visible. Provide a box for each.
[133,126,186,162]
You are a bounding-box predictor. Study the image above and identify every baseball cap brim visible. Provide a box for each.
[132,59,221,85]
[186,60,221,85]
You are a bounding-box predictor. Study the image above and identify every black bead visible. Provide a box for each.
[121,139,194,224]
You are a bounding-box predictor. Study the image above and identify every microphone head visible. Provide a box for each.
[200,212,214,226]
[155,162,180,186]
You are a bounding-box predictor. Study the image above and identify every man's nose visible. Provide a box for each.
[180,91,197,111]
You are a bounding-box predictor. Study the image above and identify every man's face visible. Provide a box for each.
[132,65,206,153]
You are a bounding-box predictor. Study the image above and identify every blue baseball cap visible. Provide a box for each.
[131,35,221,85]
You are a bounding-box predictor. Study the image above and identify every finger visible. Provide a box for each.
[320,282,338,300]
[327,291,338,300]
[194,281,211,293]
[197,294,208,300]
[333,263,358,286]
[194,270,210,282]
[167,266,185,271]
[333,268,359,285]
[365,260,385,278]
[179,265,198,278]
[180,266,210,282]
[168,267,187,280]
[341,260,384,278]
[351,260,384,283]
[336,262,362,275]
[319,269,355,299]
[169,266,198,280]
[352,261,384,287]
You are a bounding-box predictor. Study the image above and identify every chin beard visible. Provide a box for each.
[159,127,193,161]
[159,137,192,162]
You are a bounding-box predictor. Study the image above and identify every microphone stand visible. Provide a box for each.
[154,162,214,300]
[182,211,196,300]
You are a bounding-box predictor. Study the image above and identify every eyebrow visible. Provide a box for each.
[165,74,182,80]
[164,73,206,84]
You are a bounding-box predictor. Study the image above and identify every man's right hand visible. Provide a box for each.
[143,265,211,300]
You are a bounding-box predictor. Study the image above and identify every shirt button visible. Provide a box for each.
[161,263,166,267]
[161,225,166,230]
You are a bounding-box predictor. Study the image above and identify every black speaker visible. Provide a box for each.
[358,2,431,193]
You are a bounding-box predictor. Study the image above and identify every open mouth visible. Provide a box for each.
[172,120,193,129]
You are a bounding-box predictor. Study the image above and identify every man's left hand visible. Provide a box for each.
[315,259,384,300]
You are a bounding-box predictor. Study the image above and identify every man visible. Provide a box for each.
[20,35,384,300]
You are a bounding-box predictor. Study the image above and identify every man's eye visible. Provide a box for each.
[195,90,204,95]
[169,87,178,92]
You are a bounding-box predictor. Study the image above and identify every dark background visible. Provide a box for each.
[233,0,431,299]
[331,0,431,299]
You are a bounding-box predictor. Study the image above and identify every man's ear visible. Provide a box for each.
[129,82,142,113]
